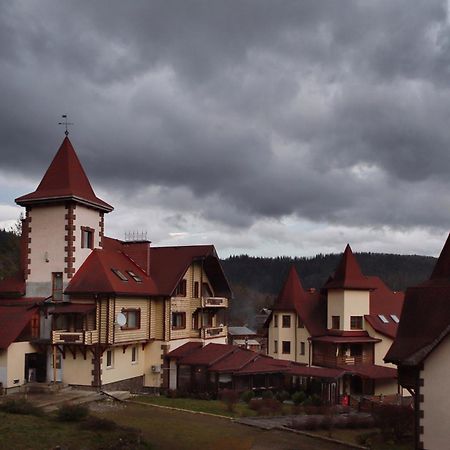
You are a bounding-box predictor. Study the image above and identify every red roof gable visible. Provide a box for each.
[269,265,326,337]
[167,342,203,360]
[65,249,158,296]
[209,348,259,372]
[16,137,112,212]
[0,305,38,349]
[178,343,236,366]
[324,244,376,290]
[386,234,450,365]
[150,245,231,297]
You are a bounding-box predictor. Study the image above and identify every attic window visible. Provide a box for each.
[111,268,128,281]
[378,314,389,323]
[390,314,399,323]
[127,271,142,282]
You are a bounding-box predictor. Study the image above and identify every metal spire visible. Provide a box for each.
[58,114,73,136]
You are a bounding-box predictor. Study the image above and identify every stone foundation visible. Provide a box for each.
[101,375,144,393]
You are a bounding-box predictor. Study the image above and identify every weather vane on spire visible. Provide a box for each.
[58,114,73,136]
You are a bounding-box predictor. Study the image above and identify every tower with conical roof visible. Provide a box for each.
[15,137,113,299]
[324,244,375,332]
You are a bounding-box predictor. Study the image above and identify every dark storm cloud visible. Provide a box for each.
[1,0,450,236]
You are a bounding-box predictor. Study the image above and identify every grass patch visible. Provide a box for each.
[134,395,257,418]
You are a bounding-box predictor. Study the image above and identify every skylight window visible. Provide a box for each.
[390,314,399,323]
[378,314,389,323]
[127,271,142,282]
[111,268,128,281]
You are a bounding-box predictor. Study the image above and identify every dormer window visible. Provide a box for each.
[81,227,94,249]
[378,314,389,323]
[127,271,142,282]
[111,268,128,281]
[390,314,399,323]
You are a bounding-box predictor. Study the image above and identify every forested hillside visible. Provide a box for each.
[221,252,436,326]
[0,227,437,327]
[0,228,20,280]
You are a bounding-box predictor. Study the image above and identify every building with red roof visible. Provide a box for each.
[0,136,231,392]
[385,233,450,450]
[267,245,405,398]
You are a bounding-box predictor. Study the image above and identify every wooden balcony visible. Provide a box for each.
[52,329,99,345]
[202,297,228,308]
[312,353,372,367]
[201,326,227,339]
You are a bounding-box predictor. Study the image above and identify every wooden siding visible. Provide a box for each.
[114,298,150,343]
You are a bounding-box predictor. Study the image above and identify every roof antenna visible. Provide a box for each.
[58,114,73,136]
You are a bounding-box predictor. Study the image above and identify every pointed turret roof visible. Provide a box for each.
[430,233,450,281]
[274,265,307,311]
[324,244,375,290]
[16,137,113,212]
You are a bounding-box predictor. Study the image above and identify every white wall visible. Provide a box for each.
[5,342,36,388]
[420,334,450,450]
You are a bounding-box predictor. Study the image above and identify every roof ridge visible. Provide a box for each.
[430,232,450,281]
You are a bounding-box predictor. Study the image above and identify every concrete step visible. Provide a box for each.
[101,390,132,401]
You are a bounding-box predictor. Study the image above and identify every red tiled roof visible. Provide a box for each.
[16,137,113,212]
[289,365,346,379]
[273,266,306,311]
[167,342,203,359]
[0,297,45,307]
[150,245,232,297]
[365,276,404,338]
[345,364,397,380]
[0,305,38,349]
[0,275,26,296]
[324,244,376,290]
[178,343,236,366]
[209,348,259,372]
[235,355,293,374]
[65,249,158,296]
[386,234,450,365]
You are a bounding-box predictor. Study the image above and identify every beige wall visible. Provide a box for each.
[0,350,7,388]
[28,205,67,285]
[268,312,310,363]
[4,342,35,388]
[73,205,101,272]
[420,334,450,450]
[365,323,396,368]
[144,340,165,388]
[327,289,370,331]
[102,345,145,385]
[62,354,93,386]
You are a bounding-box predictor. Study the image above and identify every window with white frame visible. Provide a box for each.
[106,349,114,368]
[131,346,138,364]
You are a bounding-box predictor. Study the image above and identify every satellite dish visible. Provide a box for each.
[116,312,127,327]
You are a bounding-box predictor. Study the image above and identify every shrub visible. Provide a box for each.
[248,398,262,411]
[374,404,414,442]
[240,390,255,403]
[275,390,290,402]
[220,389,239,412]
[0,399,43,416]
[291,390,307,405]
[80,416,118,431]
[56,403,89,422]
[310,394,323,406]
[260,398,282,415]
[261,390,273,399]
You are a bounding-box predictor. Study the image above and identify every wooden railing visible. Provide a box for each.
[52,329,99,345]
[201,326,227,339]
[312,354,372,367]
[202,297,228,308]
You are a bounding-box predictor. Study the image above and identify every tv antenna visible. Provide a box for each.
[58,114,73,136]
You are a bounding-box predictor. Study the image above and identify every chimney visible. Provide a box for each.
[123,240,151,276]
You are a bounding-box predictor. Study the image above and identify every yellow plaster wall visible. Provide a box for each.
[268,312,296,361]
[144,340,165,388]
[365,323,396,368]
[101,345,145,385]
[342,290,370,330]
[28,205,67,283]
[327,290,345,329]
[73,205,101,272]
[5,342,35,388]
[61,355,93,386]
[420,334,450,450]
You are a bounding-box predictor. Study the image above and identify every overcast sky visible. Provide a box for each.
[1,1,450,258]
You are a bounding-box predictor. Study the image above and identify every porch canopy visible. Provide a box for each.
[49,303,96,314]
[289,365,346,380]
[345,364,397,380]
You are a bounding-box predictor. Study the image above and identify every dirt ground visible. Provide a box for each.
[94,401,354,450]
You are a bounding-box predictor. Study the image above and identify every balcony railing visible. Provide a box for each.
[312,354,372,367]
[202,297,228,308]
[201,326,227,339]
[52,329,99,345]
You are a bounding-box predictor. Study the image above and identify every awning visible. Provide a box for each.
[311,335,381,344]
[344,364,397,380]
[50,303,96,314]
[289,365,346,380]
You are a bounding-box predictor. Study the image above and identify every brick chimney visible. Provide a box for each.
[122,240,151,275]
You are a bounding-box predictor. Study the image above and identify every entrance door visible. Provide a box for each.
[24,353,47,383]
